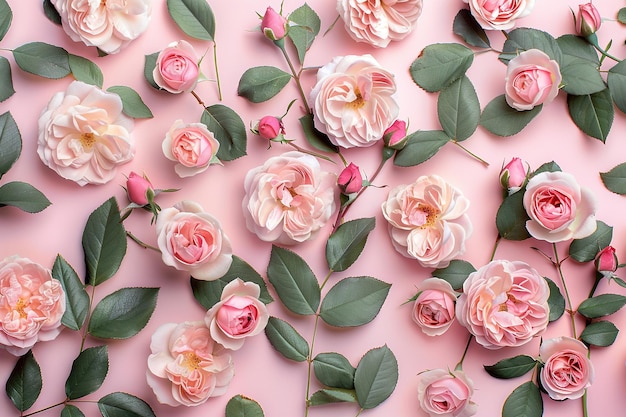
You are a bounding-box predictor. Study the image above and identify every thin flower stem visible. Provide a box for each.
[191,90,207,108]
[590,42,621,63]
[588,274,602,299]
[21,401,66,417]
[320,270,333,291]
[490,234,502,262]
[454,335,473,371]
[278,44,311,114]
[355,408,364,417]
[304,313,322,417]
[552,243,577,338]
[213,42,223,101]
[126,231,160,252]
[79,283,97,352]
[582,390,589,417]
[286,141,336,163]
[451,141,489,167]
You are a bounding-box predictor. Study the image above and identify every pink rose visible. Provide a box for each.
[337,162,363,195]
[147,321,234,407]
[595,245,618,274]
[204,279,269,351]
[310,55,399,148]
[456,260,549,349]
[463,0,535,30]
[383,119,408,149]
[126,172,154,206]
[162,120,221,178]
[539,336,594,400]
[417,368,478,417]
[153,40,199,94]
[260,7,288,41]
[0,256,66,356]
[505,49,561,111]
[576,3,602,37]
[499,157,528,195]
[156,201,233,281]
[242,151,337,245]
[51,0,151,54]
[37,81,134,186]
[337,0,424,48]
[381,175,472,269]
[523,171,597,243]
[412,278,457,336]
[255,116,283,140]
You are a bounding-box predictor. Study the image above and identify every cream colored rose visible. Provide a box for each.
[464,0,534,30]
[37,81,134,186]
[162,120,221,178]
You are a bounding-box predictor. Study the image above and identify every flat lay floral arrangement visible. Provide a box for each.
[2,1,626,417]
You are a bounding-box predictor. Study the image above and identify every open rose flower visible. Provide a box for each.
[153,40,200,94]
[381,175,472,269]
[337,0,424,48]
[456,259,549,349]
[412,278,457,336]
[38,81,134,186]
[156,201,232,281]
[242,151,337,245]
[147,321,234,407]
[310,54,399,148]
[539,336,594,400]
[463,0,535,30]
[0,256,66,356]
[162,120,221,178]
[51,0,151,54]
[505,49,561,111]
[204,279,269,351]
[417,368,478,417]
[523,171,597,243]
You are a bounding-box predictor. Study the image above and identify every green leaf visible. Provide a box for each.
[567,88,614,142]
[326,217,375,272]
[267,245,320,315]
[433,259,476,291]
[452,9,490,48]
[438,75,480,141]
[0,0,11,41]
[299,113,338,154]
[107,86,153,119]
[264,316,309,362]
[410,43,474,92]
[43,0,62,25]
[484,355,537,379]
[354,345,398,409]
[53,255,89,331]
[496,191,531,241]
[200,104,247,161]
[560,60,606,96]
[601,163,626,194]
[608,60,626,114]
[0,181,51,213]
[83,197,127,286]
[568,220,612,261]
[143,52,159,90]
[531,161,561,176]
[98,392,156,417]
[580,320,619,347]
[578,294,626,319]
[499,28,562,65]
[68,54,103,87]
[288,3,321,64]
[88,287,158,339]
[545,277,565,322]
[557,34,600,64]
[502,381,543,417]
[309,388,357,406]
[0,56,15,102]
[320,277,390,327]
[313,352,355,389]
[618,8,626,24]
[166,0,215,41]
[237,66,291,103]
[393,130,449,167]
[480,95,542,136]
[5,350,42,412]
[225,395,264,417]
[65,346,109,400]
[61,405,85,417]
[13,42,70,79]
[0,111,21,177]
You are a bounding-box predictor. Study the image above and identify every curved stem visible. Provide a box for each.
[278,44,311,114]
[490,234,502,262]
[21,401,65,417]
[79,284,97,352]
[212,42,223,101]
[126,231,160,252]
[588,273,602,299]
[319,270,333,291]
[454,335,473,371]
[552,243,577,338]
[451,141,489,167]
[304,313,321,417]
[286,141,335,163]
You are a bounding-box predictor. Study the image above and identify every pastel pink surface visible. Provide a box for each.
[1,1,626,417]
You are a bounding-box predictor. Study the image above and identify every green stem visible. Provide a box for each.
[490,234,502,262]
[126,231,160,252]
[588,273,602,299]
[454,335,472,371]
[79,284,97,352]
[21,401,66,417]
[319,270,333,291]
[213,42,223,101]
[304,313,321,417]
[355,408,364,417]
[552,243,577,338]
[588,36,621,63]
[582,389,589,417]
[278,43,311,114]
[286,141,335,163]
[452,141,489,167]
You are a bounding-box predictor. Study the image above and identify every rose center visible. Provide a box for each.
[347,88,366,110]
[80,132,96,150]
[181,352,201,370]
[14,298,27,319]
[410,204,439,228]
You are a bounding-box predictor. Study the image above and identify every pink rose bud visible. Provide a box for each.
[499,157,528,194]
[595,246,618,273]
[337,162,362,194]
[261,7,288,41]
[127,172,154,206]
[577,3,602,37]
[383,120,408,149]
[257,116,283,140]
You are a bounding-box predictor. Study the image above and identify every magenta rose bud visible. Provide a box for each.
[383,120,408,149]
[126,172,153,206]
[499,157,528,194]
[257,116,283,140]
[261,7,288,41]
[577,3,602,37]
[337,163,363,194]
[595,245,618,274]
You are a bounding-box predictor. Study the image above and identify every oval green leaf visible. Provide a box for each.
[608,60,626,113]
[326,217,375,272]
[0,111,21,177]
[107,86,153,119]
[61,405,85,417]
[313,352,355,389]
[0,0,12,41]
[580,320,619,347]
[53,255,89,331]
[560,59,606,96]
[287,3,321,64]
[320,277,390,327]
[545,277,565,322]
[69,54,103,87]
[410,43,474,92]
[143,52,159,90]
[499,27,562,65]
[568,220,612,261]
[299,113,338,153]
[43,0,62,25]
[309,388,357,406]
[65,346,109,400]
[264,316,309,362]
[438,75,480,141]
[480,95,542,137]
[393,130,449,167]
[0,181,51,213]
[619,8,626,24]
[433,259,476,291]
[0,56,14,102]
[452,9,490,49]
[502,381,543,417]
[567,88,614,142]
[600,163,626,195]
[200,104,246,161]
[5,350,42,412]
[578,294,626,319]
[556,34,599,64]
[13,42,70,79]
[225,395,264,417]
[354,345,398,409]
[166,0,215,41]
[237,66,291,103]
[484,355,537,379]
[98,392,156,417]
[496,191,531,241]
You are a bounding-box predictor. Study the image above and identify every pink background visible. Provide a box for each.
[2,1,626,416]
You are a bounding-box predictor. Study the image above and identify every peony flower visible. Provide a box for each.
[381,175,472,269]
[37,81,134,186]
[523,171,597,243]
[463,0,535,30]
[336,0,424,48]
[147,321,234,407]
[156,201,233,281]
[539,336,594,400]
[456,259,550,349]
[242,151,337,245]
[0,256,66,356]
[310,54,399,148]
[204,279,269,351]
[505,49,561,111]
[51,0,152,54]
[162,120,221,178]
[499,157,528,195]
[576,2,602,37]
[337,162,363,195]
[417,368,478,417]
[126,171,154,206]
[260,6,288,41]
[153,40,200,94]
[412,278,457,336]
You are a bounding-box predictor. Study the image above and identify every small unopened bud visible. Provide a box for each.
[126,172,154,206]
[337,163,363,194]
[576,3,602,37]
[595,246,618,274]
[499,157,528,195]
[261,7,288,41]
[383,120,408,149]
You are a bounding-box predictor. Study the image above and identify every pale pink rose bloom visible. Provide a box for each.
[463,0,534,30]
[242,151,337,245]
[153,40,199,94]
[456,260,549,349]
[147,321,234,407]
[337,0,424,48]
[37,81,134,186]
[539,336,594,400]
[505,49,561,111]
[0,256,66,356]
[417,368,478,417]
[523,171,597,243]
[412,278,457,336]
[51,0,151,54]
[204,279,269,351]
[162,120,220,178]
[381,175,472,269]
[156,201,233,281]
[310,55,399,148]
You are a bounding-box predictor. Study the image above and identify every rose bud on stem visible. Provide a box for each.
[575,2,602,38]
[337,162,363,195]
[499,157,529,195]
